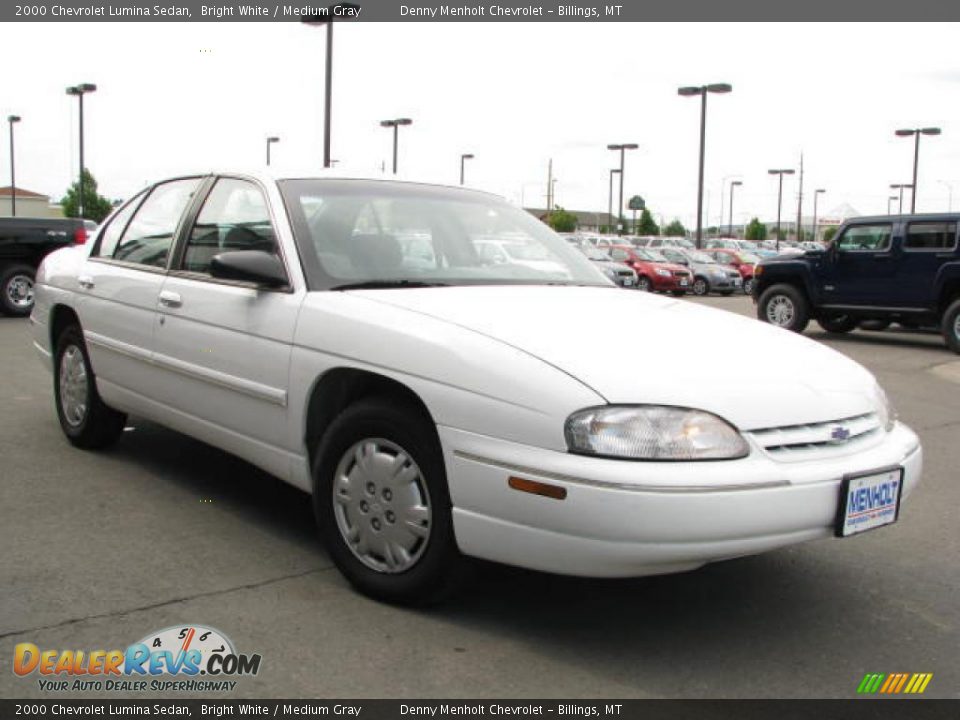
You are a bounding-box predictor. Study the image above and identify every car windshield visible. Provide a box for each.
[674,238,695,249]
[280,180,610,290]
[637,249,667,262]
[686,250,715,263]
[582,247,613,261]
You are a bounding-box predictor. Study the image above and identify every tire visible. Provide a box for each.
[817,314,858,334]
[637,276,652,292]
[692,277,709,296]
[313,397,463,605]
[943,298,960,354]
[757,283,810,333]
[743,278,755,295]
[54,324,127,449]
[860,319,891,332]
[0,263,36,317]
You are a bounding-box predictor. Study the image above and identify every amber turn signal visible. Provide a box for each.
[508,476,567,500]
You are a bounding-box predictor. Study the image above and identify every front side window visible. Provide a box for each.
[182,178,277,274]
[280,180,608,289]
[836,224,892,252]
[113,178,201,268]
[93,191,146,258]
[904,222,957,251]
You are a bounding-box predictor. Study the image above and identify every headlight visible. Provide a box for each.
[874,383,897,432]
[564,405,749,460]
[655,268,671,277]
[603,267,616,278]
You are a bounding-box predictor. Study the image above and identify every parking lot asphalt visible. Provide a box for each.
[2,295,958,700]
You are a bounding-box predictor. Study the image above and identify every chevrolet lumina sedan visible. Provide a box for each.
[31,171,922,604]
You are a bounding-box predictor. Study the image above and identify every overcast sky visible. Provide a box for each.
[3,21,960,227]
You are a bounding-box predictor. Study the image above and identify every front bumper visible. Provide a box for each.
[651,274,690,291]
[440,422,922,577]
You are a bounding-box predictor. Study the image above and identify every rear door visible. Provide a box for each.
[895,220,958,307]
[820,222,896,306]
[150,176,304,463]
[77,178,202,398]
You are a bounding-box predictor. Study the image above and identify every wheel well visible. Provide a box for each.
[49,304,80,350]
[304,368,435,466]
[757,277,808,303]
[939,280,960,315]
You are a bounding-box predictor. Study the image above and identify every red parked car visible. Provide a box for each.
[608,245,694,295]
[701,248,761,294]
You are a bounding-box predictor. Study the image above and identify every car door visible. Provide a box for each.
[895,220,958,307]
[150,176,304,470]
[820,222,896,306]
[77,178,202,399]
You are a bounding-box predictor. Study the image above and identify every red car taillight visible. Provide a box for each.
[74,227,87,245]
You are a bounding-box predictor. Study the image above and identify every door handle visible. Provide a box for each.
[158,290,182,308]
[78,275,95,289]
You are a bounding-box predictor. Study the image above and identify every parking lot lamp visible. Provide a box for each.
[678,83,732,248]
[768,168,795,252]
[380,118,412,174]
[895,127,940,212]
[811,188,825,242]
[890,183,912,215]
[607,168,620,234]
[607,143,638,235]
[887,195,898,215]
[65,83,96,219]
[7,115,20,217]
[266,136,280,166]
[459,153,474,185]
[728,180,742,237]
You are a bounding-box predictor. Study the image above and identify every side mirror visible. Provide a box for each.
[210,250,288,288]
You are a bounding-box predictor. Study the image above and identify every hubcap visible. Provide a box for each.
[639,278,651,291]
[766,295,795,327]
[693,279,707,295]
[5,274,34,309]
[59,345,89,427]
[332,438,432,574]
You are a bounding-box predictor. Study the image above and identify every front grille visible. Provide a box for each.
[673,270,691,277]
[746,413,882,462]
[617,270,633,277]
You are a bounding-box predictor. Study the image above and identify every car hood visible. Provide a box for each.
[352,286,878,431]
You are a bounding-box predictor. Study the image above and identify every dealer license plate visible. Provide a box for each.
[836,467,903,537]
[623,278,634,286]
[680,279,689,286]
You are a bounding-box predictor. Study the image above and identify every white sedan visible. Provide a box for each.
[31,171,922,604]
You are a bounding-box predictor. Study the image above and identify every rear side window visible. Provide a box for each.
[836,224,892,252]
[93,192,145,258]
[904,222,957,251]
[113,178,201,268]
[182,178,276,274]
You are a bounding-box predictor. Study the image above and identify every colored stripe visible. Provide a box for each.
[867,674,885,693]
[893,674,909,693]
[879,674,896,693]
[917,674,933,694]
[857,674,875,693]
[903,674,919,694]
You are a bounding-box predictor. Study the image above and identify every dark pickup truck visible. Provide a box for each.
[0,217,92,316]
[753,214,960,353]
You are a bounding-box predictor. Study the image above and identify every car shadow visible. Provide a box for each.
[809,328,946,353]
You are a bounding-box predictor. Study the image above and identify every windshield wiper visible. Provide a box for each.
[330,280,450,291]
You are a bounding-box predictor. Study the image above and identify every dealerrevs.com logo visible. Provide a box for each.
[13,625,261,693]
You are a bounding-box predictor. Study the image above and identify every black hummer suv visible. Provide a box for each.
[753,214,960,354]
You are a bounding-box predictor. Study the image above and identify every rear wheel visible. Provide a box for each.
[637,276,652,292]
[757,283,810,333]
[54,324,127,449]
[860,319,891,332]
[692,277,709,296]
[0,264,36,317]
[313,397,463,605]
[817,314,858,334]
[943,298,960,354]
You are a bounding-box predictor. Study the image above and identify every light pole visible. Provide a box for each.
[678,83,732,248]
[7,115,20,217]
[938,180,953,211]
[380,118,412,174]
[66,83,96,219]
[606,143,638,235]
[887,195,898,215]
[302,5,360,168]
[266,136,280,166]
[728,180,742,237]
[895,127,941,212]
[459,153,474,185]
[607,168,620,234]
[811,188,825,242]
[890,183,912,215]
[768,169,795,252]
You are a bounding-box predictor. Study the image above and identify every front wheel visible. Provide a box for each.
[743,278,755,295]
[637,276,652,292]
[54,324,127,449]
[313,398,463,605]
[0,263,36,317]
[757,283,810,333]
[943,298,960,354]
[692,278,709,296]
